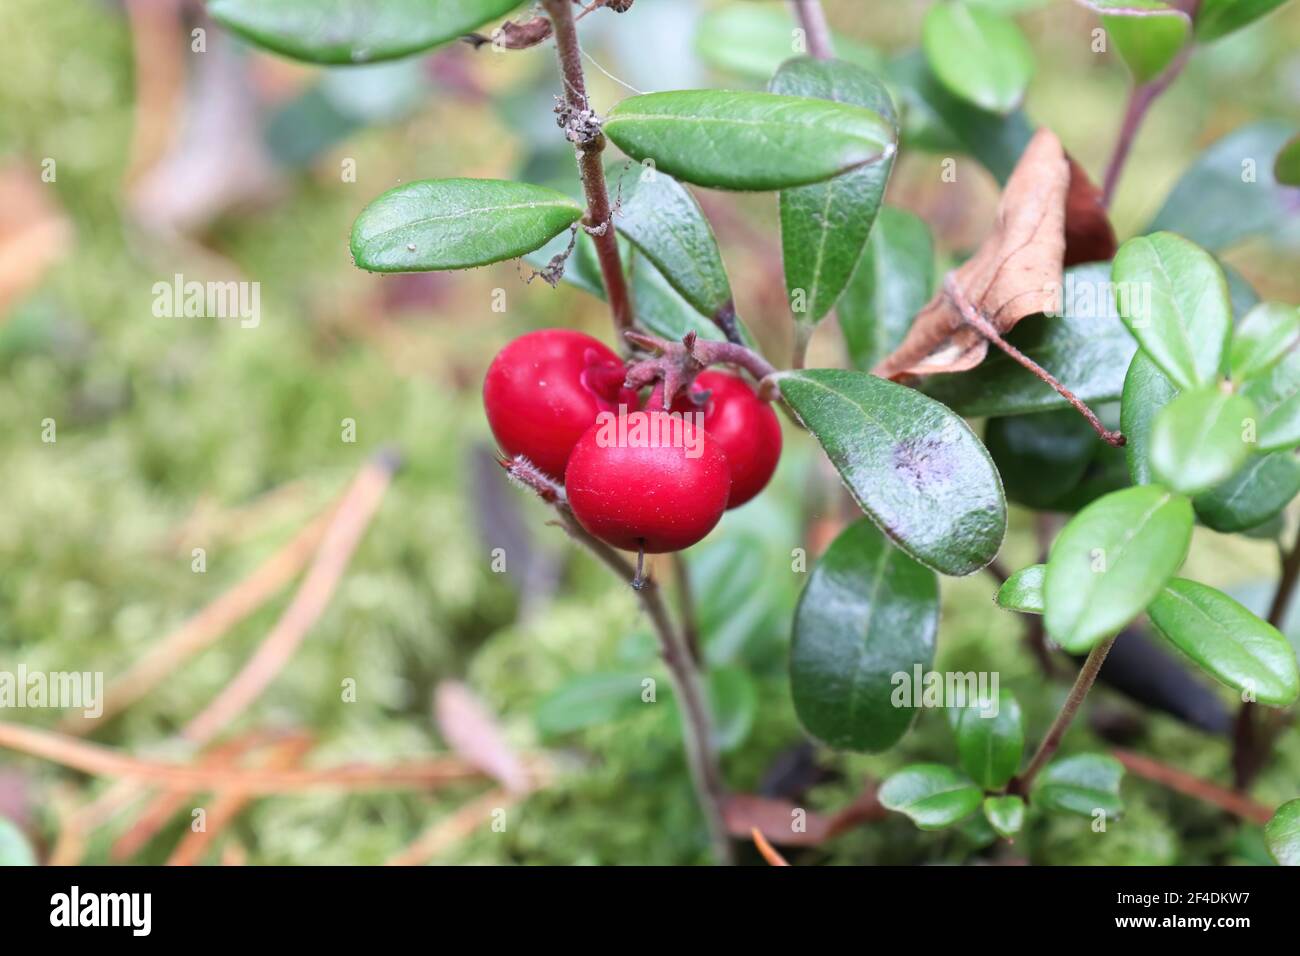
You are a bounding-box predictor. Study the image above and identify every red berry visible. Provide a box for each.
[483,329,638,478]
[564,411,731,553]
[672,370,781,508]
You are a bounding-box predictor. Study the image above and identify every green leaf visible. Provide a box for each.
[879,764,984,830]
[628,252,734,344]
[1195,0,1290,41]
[1034,753,1125,819]
[778,369,1007,576]
[1265,798,1300,866]
[350,179,583,272]
[1194,451,1300,533]
[1121,351,1179,484]
[953,690,1025,789]
[0,818,36,866]
[534,671,649,737]
[1147,578,1300,706]
[839,207,935,371]
[524,228,612,300]
[1111,232,1232,390]
[985,410,1098,509]
[997,564,1045,614]
[1148,122,1298,251]
[1082,1,1191,84]
[604,90,896,192]
[710,666,758,753]
[790,520,938,751]
[922,2,1034,114]
[1244,349,1300,452]
[694,4,883,81]
[1044,486,1193,652]
[1149,386,1259,495]
[1276,135,1300,186]
[208,0,522,64]
[1231,302,1300,383]
[771,58,897,324]
[607,164,732,322]
[925,263,1137,417]
[983,795,1026,838]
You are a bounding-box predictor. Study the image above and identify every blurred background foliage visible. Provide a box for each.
[0,0,1297,865]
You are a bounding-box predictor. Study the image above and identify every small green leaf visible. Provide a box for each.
[694,4,882,81]
[629,252,735,344]
[1231,302,1300,383]
[997,564,1045,614]
[1034,753,1125,819]
[604,90,896,192]
[1111,232,1232,390]
[790,520,938,752]
[1195,0,1290,41]
[1244,349,1300,452]
[1194,451,1300,533]
[208,0,522,64]
[772,58,897,324]
[1276,135,1300,186]
[0,818,36,866]
[1149,386,1259,495]
[983,795,1026,838]
[879,764,984,830]
[777,369,1007,576]
[1147,579,1300,706]
[953,690,1025,789]
[534,671,649,737]
[924,263,1137,417]
[1265,798,1300,866]
[986,410,1098,509]
[350,179,583,272]
[1044,486,1193,652]
[1121,350,1179,485]
[1082,1,1191,84]
[839,207,935,371]
[922,2,1034,114]
[710,667,758,753]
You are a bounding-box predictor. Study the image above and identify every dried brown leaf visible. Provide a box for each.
[433,681,531,794]
[1064,155,1117,267]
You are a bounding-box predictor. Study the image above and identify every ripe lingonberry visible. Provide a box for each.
[672,370,781,508]
[564,410,731,553]
[483,329,638,479]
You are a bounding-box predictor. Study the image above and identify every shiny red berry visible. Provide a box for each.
[483,329,638,479]
[564,411,731,553]
[672,370,781,508]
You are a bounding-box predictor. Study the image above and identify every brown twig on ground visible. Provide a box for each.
[751,827,792,866]
[1113,749,1273,825]
[385,788,518,866]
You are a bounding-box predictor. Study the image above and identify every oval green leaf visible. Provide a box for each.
[922,2,1034,114]
[1033,753,1125,819]
[1083,1,1191,85]
[1044,485,1193,652]
[778,369,1008,576]
[1266,798,1300,866]
[629,252,735,344]
[1111,232,1232,391]
[954,690,1025,789]
[694,3,883,81]
[1194,451,1300,533]
[350,179,583,272]
[879,764,983,830]
[208,0,522,65]
[771,58,897,324]
[1230,302,1300,383]
[1147,578,1300,706]
[1244,349,1300,453]
[1150,386,1259,495]
[710,666,758,753]
[986,410,1099,509]
[1195,0,1290,41]
[604,90,896,191]
[997,564,1045,614]
[983,795,1026,838]
[790,520,938,752]
[1121,350,1180,485]
[534,671,649,737]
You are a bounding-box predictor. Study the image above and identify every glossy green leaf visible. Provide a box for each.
[1034,753,1125,819]
[1044,486,1193,652]
[1150,386,1259,495]
[608,164,732,320]
[1111,232,1232,390]
[954,690,1025,789]
[983,795,1026,838]
[772,58,897,324]
[534,671,649,737]
[208,0,521,64]
[1121,351,1179,485]
[1265,798,1300,866]
[1194,451,1300,533]
[1276,135,1300,186]
[790,520,938,751]
[925,263,1137,416]
[1147,578,1300,706]
[694,4,882,81]
[778,369,1007,576]
[1244,349,1300,452]
[1231,302,1300,383]
[922,2,1034,114]
[710,667,758,753]
[997,564,1045,614]
[1051,424,1133,512]
[840,207,935,371]
[1148,122,1298,251]
[879,764,983,830]
[0,818,36,866]
[604,90,896,192]
[1195,0,1291,40]
[986,410,1098,509]
[629,252,731,344]
[1082,2,1191,84]
[350,179,583,272]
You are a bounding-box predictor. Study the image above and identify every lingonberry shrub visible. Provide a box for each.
[208,0,1300,866]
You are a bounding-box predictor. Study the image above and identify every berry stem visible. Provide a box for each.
[787,0,834,60]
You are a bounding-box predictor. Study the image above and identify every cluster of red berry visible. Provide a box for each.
[483,329,781,554]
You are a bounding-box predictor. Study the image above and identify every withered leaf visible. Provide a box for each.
[1064,155,1117,267]
[873,128,1071,379]
[433,681,531,794]
[723,788,884,847]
